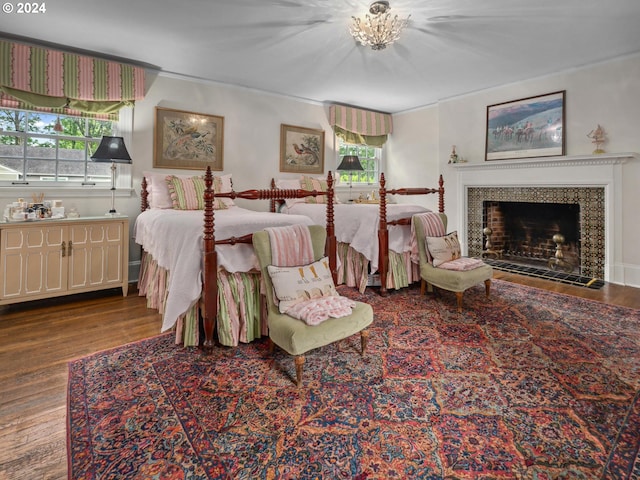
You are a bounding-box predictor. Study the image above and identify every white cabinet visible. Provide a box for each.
[0,216,129,305]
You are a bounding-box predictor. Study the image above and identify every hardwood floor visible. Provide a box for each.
[1,276,638,479]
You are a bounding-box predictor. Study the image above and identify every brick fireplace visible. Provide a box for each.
[468,186,604,277]
[452,153,633,283]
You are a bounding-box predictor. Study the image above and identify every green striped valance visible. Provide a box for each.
[329,104,393,147]
[0,39,145,119]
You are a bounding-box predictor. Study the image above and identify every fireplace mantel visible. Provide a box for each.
[452,152,637,284]
[450,152,637,171]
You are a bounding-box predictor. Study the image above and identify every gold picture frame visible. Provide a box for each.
[279,124,325,174]
[485,90,565,161]
[153,107,224,170]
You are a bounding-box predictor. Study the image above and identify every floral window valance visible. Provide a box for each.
[0,39,145,120]
[329,104,393,147]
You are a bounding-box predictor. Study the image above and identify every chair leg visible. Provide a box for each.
[455,291,463,313]
[360,329,369,354]
[420,279,426,295]
[268,338,275,353]
[294,355,305,387]
[484,279,491,298]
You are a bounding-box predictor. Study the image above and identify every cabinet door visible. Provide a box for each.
[67,221,124,291]
[0,225,66,300]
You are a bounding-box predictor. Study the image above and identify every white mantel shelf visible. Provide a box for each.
[449,152,638,170]
[452,152,636,285]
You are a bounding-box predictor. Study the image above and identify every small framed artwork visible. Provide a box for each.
[485,90,565,161]
[153,107,224,170]
[280,124,325,174]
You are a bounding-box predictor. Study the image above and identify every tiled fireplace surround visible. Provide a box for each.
[452,153,634,283]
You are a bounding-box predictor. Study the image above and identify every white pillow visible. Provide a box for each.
[267,256,337,313]
[425,231,462,267]
[275,178,305,208]
[143,171,234,209]
[143,171,175,209]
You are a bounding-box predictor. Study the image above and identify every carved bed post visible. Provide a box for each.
[438,174,445,213]
[269,178,277,213]
[141,176,149,211]
[202,166,217,351]
[326,171,337,284]
[378,173,389,296]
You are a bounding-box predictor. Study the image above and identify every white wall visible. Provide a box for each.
[2,54,638,285]
[389,53,640,286]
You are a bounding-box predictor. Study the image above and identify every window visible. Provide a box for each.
[0,108,115,186]
[337,142,380,185]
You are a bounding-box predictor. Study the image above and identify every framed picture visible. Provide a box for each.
[280,124,325,174]
[153,107,224,170]
[485,90,565,161]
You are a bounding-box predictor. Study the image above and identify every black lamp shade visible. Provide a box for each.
[91,136,132,164]
[337,155,363,171]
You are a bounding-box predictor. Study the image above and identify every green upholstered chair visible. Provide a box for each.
[252,225,373,387]
[412,213,493,313]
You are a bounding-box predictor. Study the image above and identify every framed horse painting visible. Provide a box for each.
[485,91,565,161]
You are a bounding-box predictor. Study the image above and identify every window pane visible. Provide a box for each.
[26,158,56,177]
[0,108,115,185]
[26,141,56,159]
[87,162,111,183]
[59,144,86,160]
[29,112,57,133]
[337,141,380,185]
[0,110,25,132]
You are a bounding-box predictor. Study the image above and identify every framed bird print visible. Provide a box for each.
[153,107,224,170]
[279,124,325,174]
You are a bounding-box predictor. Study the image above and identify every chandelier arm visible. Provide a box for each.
[349,2,410,50]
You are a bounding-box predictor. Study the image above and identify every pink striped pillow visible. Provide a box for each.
[166,175,227,210]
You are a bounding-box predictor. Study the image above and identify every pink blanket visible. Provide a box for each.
[265,224,314,267]
[285,296,357,326]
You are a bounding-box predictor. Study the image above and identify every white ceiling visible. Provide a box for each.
[3,0,640,113]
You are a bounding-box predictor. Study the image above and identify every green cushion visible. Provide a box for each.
[266,301,373,356]
[252,226,373,356]
[419,262,493,292]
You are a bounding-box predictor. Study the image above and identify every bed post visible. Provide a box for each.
[325,171,337,284]
[141,176,149,211]
[202,166,217,352]
[378,173,389,296]
[269,178,277,213]
[438,174,445,213]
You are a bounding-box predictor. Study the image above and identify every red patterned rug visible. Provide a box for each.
[67,280,640,479]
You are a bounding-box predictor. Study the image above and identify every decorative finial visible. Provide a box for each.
[587,124,607,154]
[448,145,458,164]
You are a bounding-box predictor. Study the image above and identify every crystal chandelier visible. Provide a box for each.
[350,1,410,51]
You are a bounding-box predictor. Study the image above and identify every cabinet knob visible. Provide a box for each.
[61,241,66,257]
[68,240,72,256]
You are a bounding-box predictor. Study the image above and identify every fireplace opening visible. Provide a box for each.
[482,201,580,273]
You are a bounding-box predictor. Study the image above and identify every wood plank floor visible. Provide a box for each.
[1,275,639,479]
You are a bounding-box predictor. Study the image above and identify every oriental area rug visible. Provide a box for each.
[67,280,640,479]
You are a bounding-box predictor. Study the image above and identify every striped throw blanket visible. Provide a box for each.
[411,212,446,264]
[265,224,314,267]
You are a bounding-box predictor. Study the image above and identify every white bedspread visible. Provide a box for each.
[281,203,429,271]
[134,206,314,332]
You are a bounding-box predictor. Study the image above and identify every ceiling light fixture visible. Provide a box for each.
[350,1,410,51]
